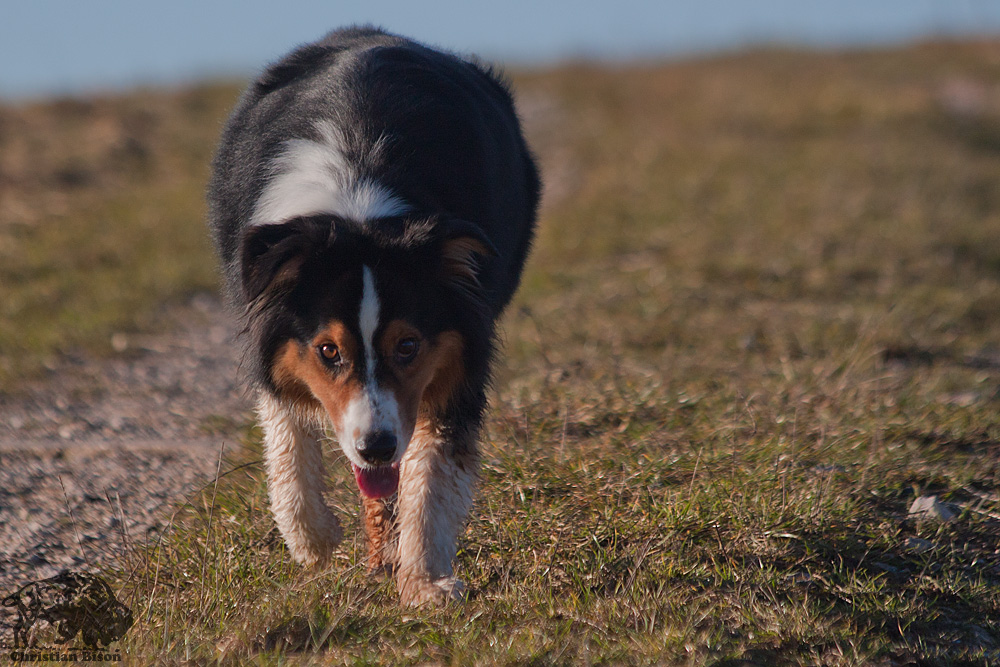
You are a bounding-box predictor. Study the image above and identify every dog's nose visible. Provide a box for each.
[359,431,397,464]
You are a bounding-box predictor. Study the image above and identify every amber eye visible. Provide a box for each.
[395,338,420,364]
[318,343,341,365]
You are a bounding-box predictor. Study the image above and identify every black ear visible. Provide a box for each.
[255,44,330,95]
[437,219,498,291]
[239,218,331,301]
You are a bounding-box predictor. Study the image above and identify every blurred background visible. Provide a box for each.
[4,2,1000,661]
[4,0,1000,99]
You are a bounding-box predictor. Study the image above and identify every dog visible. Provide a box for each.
[207,26,539,606]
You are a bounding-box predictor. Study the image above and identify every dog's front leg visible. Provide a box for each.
[395,425,477,606]
[258,393,343,567]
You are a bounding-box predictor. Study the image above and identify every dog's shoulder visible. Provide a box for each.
[252,26,397,97]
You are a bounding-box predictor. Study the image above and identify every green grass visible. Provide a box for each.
[0,84,239,385]
[5,40,1000,664]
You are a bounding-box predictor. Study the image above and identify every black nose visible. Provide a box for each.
[359,431,397,464]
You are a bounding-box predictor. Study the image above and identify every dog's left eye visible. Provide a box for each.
[318,343,342,365]
[395,338,419,364]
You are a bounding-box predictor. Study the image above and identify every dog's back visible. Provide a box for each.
[209,26,540,313]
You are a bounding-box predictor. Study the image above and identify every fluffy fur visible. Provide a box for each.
[207,26,539,605]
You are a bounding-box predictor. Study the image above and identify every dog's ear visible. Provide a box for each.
[255,44,330,95]
[239,218,332,301]
[436,219,497,293]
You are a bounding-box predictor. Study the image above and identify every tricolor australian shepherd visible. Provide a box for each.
[208,27,540,605]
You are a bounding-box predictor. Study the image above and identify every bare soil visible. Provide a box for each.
[0,295,251,592]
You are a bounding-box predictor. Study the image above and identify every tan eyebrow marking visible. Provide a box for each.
[271,320,365,432]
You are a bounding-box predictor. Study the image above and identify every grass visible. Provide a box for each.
[4,39,1000,664]
[0,84,238,385]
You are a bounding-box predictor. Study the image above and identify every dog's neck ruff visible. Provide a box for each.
[250,120,409,226]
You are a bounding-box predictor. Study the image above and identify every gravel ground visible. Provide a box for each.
[0,295,252,595]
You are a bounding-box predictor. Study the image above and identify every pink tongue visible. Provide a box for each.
[353,463,400,498]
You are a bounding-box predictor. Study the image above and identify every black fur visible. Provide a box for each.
[207,26,540,435]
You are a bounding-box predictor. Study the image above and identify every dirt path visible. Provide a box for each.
[0,295,251,592]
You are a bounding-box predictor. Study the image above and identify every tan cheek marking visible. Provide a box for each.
[271,341,322,411]
[379,320,422,432]
[313,321,355,355]
[421,331,465,414]
[271,333,365,433]
[383,329,465,428]
[381,320,422,357]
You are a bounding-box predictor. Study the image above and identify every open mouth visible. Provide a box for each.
[352,462,400,498]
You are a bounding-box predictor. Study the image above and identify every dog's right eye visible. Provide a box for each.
[318,343,341,365]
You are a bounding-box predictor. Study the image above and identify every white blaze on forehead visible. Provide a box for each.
[360,265,379,382]
[335,265,407,468]
[250,120,409,226]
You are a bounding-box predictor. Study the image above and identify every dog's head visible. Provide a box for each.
[239,215,494,497]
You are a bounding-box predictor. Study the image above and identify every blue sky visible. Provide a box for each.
[3,0,1000,99]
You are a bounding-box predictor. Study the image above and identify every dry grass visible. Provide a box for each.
[0,84,238,385]
[4,40,1000,665]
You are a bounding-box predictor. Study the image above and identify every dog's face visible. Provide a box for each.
[240,216,492,497]
[269,265,466,497]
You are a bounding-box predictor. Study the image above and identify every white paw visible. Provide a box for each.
[399,575,466,606]
[284,513,343,568]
